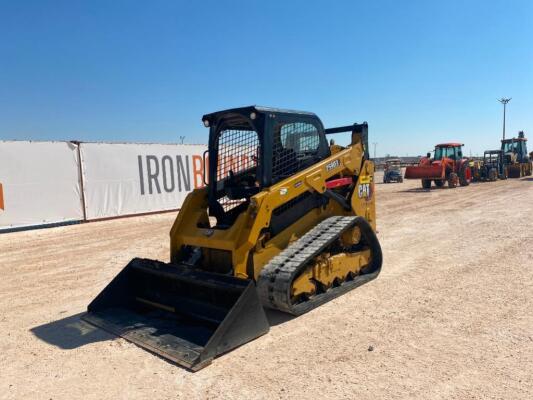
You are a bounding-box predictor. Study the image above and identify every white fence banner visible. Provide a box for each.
[0,141,84,230]
[80,142,208,220]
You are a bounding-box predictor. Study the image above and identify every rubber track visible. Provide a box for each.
[257,216,382,315]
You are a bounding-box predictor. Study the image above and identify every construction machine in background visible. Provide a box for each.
[469,159,483,182]
[82,106,383,371]
[383,158,403,183]
[501,131,532,178]
[471,150,505,182]
[404,143,472,189]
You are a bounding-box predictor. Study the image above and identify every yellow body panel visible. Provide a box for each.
[292,250,371,298]
[170,137,376,282]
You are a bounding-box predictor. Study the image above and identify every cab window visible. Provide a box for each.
[280,122,320,153]
[434,146,459,160]
[272,122,321,181]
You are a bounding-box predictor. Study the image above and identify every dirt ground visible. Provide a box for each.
[1,173,532,400]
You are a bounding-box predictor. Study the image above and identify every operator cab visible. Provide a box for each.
[484,150,501,165]
[433,143,464,161]
[501,132,528,162]
[201,106,330,227]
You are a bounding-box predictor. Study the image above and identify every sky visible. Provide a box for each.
[1,0,532,156]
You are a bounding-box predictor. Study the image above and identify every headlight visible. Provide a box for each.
[203,119,210,127]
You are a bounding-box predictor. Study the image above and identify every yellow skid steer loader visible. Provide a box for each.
[83,106,382,370]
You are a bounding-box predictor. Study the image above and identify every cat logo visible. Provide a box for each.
[357,174,373,200]
[357,183,371,199]
[0,183,4,211]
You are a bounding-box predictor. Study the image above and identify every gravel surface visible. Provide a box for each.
[1,172,532,399]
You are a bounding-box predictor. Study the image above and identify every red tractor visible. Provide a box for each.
[404,143,472,189]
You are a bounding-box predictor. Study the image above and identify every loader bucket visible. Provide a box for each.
[404,164,444,180]
[82,258,269,371]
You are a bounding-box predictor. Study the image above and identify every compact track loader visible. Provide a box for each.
[83,106,382,370]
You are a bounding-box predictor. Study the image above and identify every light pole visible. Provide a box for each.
[372,142,377,159]
[498,98,511,140]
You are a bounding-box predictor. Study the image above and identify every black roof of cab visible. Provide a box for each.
[202,105,318,124]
